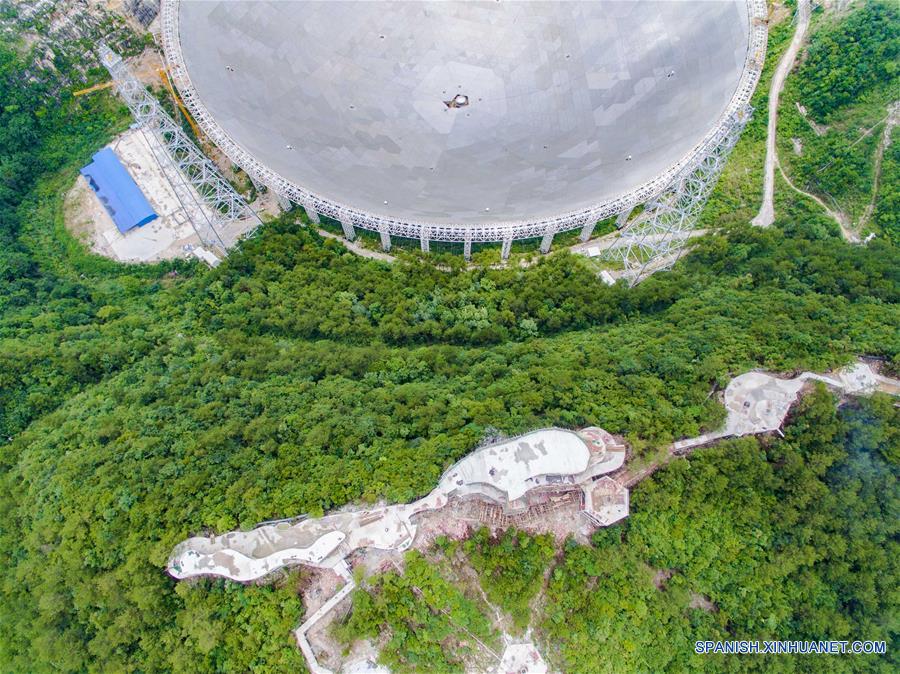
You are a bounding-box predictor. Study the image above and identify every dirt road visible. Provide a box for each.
[316,228,396,262]
[752,0,811,228]
[776,158,858,241]
[858,101,900,232]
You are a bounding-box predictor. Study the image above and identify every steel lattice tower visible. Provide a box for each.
[99,44,259,254]
[603,106,753,284]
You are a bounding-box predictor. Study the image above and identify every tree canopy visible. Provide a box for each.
[0,4,898,672]
[340,391,899,673]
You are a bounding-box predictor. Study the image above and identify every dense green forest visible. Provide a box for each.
[339,391,898,673]
[0,2,898,673]
[461,527,555,632]
[541,390,898,673]
[335,551,499,672]
[796,3,898,122]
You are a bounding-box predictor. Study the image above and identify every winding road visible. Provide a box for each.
[776,158,858,241]
[753,0,811,228]
[859,101,900,232]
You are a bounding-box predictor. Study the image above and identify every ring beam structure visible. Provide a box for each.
[161,0,767,249]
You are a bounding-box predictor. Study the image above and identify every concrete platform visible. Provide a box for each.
[672,360,900,452]
[65,127,206,262]
[167,427,627,584]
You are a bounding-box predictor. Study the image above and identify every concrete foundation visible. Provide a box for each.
[540,224,555,254]
[378,223,391,251]
[339,216,356,241]
[65,127,212,263]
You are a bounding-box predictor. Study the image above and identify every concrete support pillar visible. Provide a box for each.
[579,219,596,242]
[616,204,635,229]
[249,175,264,193]
[379,223,391,251]
[540,223,555,254]
[339,216,356,241]
[420,226,430,253]
[463,232,472,260]
[302,201,320,224]
[275,191,292,212]
[500,233,513,261]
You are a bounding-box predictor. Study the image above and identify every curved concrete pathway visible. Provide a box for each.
[672,361,898,451]
[167,428,625,582]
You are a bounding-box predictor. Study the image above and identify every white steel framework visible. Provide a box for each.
[99,44,259,254]
[604,105,753,284]
[159,0,767,264]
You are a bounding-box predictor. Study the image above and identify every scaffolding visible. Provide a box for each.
[98,44,259,255]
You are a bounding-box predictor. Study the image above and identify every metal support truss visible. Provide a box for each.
[302,201,320,224]
[420,226,430,253]
[615,205,634,229]
[540,223,556,254]
[463,231,473,260]
[99,44,258,254]
[339,216,355,240]
[579,219,596,242]
[603,106,752,285]
[275,191,291,212]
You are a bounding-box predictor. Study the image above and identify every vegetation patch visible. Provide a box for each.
[461,527,556,632]
[778,2,900,230]
[335,551,500,673]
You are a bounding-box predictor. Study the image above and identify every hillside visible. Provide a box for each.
[0,2,897,672]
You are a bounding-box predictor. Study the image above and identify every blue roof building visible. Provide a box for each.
[80,148,158,234]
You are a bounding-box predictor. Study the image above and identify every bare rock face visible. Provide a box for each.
[1,0,148,93]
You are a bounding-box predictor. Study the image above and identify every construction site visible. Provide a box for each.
[169,426,628,674]
[57,0,769,283]
[167,360,899,674]
[64,44,264,267]
[168,427,630,583]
